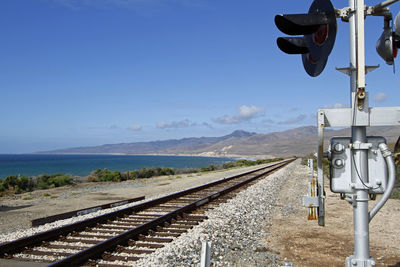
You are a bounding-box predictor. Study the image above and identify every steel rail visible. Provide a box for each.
[0,159,294,264]
[31,196,146,227]
[0,161,283,256]
[48,159,293,266]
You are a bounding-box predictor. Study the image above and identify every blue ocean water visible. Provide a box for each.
[0,154,234,178]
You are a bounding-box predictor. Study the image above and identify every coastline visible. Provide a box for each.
[0,163,275,235]
[0,156,286,201]
[0,154,239,179]
[31,152,243,159]
[31,151,276,160]
[1,161,398,267]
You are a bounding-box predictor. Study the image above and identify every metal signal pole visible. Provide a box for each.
[276,0,400,265]
[347,0,374,265]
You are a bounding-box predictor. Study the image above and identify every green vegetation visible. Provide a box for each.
[1,157,285,196]
[0,174,74,195]
[197,158,285,172]
[87,158,284,182]
[87,167,176,182]
[392,162,400,199]
[88,169,123,182]
[37,174,73,189]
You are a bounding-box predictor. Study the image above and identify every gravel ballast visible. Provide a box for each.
[0,162,289,245]
[132,160,300,267]
[2,159,398,266]
[0,160,299,266]
[0,163,280,235]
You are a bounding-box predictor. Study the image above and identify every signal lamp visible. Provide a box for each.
[376,27,397,65]
[274,0,337,77]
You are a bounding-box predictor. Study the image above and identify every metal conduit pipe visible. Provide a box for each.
[369,143,396,221]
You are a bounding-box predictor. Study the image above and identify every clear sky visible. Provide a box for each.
[1,0,399,153]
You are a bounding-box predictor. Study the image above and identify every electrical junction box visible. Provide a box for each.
[329,136,388,194]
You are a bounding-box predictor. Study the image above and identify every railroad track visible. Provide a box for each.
[0,159,294,266]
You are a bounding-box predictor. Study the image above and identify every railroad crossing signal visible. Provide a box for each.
[276,0,400,266]
[376,11,400,65]
[376,27,398,65]
[274,0,337,77]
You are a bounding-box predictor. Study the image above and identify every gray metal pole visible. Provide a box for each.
[351,128,371,262]
[347,0,375,266]
[200,241,211,267]
[374,0,400,11]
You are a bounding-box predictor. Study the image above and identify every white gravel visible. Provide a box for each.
[0,160,298,267]
[131,160,300,267]
[0,178,223,244]
[0,163,279,244]
[0,197,149,244]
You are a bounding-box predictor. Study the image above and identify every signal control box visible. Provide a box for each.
[329,136,388,194]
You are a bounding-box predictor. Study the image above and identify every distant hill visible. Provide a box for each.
[40,126,400,158]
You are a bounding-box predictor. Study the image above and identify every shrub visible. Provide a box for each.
[48,174,73,187]
[87,170,99,182]
[159,167,175,176]
[35,174,73,189]
[37,174,50,187]
[88,169,122,182]
[128,170,138,180]
[102,171,122,182]
[26,177,35,192]
[136,168,155,178]
[175,168,198,175]
[38,181,49,190]
[2,175,18,189]
[391,161,400,199]
[0,157,287,196]
[222,162,235,169]
[1,175,36,193]
[391,189,400,199]
[119,172,129,181]
[14,185,23,194]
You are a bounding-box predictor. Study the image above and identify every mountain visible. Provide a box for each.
[40,126,400,158]
[41,130,257,155]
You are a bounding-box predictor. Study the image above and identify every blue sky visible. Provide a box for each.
[1,0,399,153]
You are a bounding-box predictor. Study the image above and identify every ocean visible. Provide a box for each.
[0,154,234,178]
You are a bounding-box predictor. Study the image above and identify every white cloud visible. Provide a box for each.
[214,105,265,125]
[156,119,192,129]
[277,114,307,125]
[237,105,265,119]
[262,119,275,124]
[322,103,349,109]
[128,125,142,131]
[334,103,348,108]
[201,122,214,129]
[373,92,387,103]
